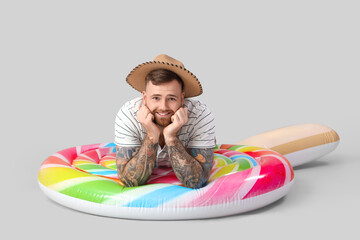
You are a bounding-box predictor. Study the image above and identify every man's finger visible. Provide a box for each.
[176,107,188,124]
[146,112,154,121]
[183,107,188,117]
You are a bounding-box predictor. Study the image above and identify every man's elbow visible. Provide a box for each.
[117,172,140,187]
[182,176,207,189]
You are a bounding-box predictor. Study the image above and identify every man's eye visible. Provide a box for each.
[153,97,159,100]
[169,98,176,101]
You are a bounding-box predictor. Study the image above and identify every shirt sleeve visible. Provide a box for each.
[114,102,142,147]
[187,103,216,149]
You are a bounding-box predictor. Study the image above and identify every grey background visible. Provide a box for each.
[1,0,359,239]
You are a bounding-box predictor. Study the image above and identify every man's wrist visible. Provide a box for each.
[164,135,178,146]
[146,133,159,144]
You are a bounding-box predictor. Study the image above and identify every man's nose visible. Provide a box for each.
[159,99,168,110]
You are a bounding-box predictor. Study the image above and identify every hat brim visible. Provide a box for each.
[126,61,202,98]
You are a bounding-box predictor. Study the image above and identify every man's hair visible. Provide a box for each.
[145,69,184,91]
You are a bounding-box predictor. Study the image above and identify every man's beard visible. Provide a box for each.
[153,111,174,127]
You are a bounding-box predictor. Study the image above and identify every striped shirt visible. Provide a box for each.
[114,97,216,167]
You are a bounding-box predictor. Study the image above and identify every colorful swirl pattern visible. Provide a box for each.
[38,143,294,219]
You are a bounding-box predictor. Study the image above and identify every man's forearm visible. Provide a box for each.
[116,135,158,187]
[167,138,208,189]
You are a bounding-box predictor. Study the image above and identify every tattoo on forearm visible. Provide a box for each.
[168,138,214,189]
[116,136,158,187]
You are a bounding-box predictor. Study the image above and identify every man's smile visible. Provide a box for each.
[156,112,171,117]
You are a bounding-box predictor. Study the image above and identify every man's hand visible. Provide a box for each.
[163,107,188,145]
[137,105,160,143]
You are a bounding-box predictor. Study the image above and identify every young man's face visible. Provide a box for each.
[143,79,184,127]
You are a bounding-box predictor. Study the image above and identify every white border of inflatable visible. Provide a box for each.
[39,181,294,220]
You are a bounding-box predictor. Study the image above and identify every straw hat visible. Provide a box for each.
[126,54,203,98]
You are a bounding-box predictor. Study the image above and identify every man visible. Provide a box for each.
[115,54,215,189]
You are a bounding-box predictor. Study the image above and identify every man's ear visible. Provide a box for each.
[142,91,146,105]
[181,91,185,106]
